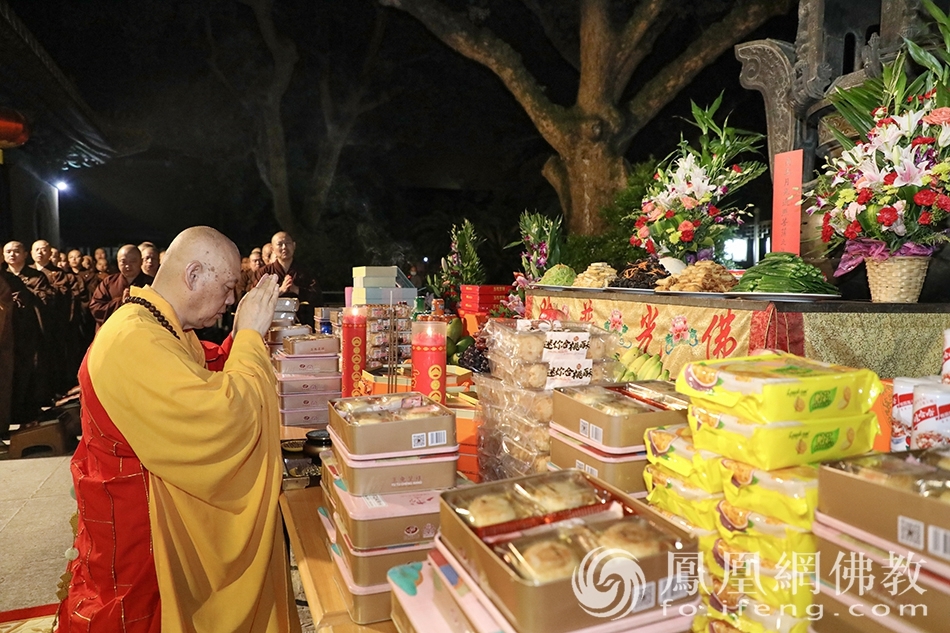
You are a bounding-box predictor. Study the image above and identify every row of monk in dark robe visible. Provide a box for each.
[0,231,321,439]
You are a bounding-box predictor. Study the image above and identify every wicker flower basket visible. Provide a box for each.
[865,256,930,303]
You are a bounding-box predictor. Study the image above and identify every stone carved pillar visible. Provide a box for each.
[736,40,800,175]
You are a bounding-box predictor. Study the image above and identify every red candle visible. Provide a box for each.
[411,321,447,403]
[341,307,366,397]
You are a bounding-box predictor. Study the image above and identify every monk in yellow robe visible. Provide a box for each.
[57,227,300,633]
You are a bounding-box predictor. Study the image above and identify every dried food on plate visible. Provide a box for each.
[572,262,617,288]
[610,258,670,289]
[654,260,737,292]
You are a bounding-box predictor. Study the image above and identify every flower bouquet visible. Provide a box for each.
[427,219,486,310]
[808,1,950,300]
[498,211,562,317]
[628,94,766,264]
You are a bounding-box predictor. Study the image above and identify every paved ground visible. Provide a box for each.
[0,449,316,631]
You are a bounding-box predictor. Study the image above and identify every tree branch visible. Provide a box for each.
[379,0,571,154]
[619,0,793,149]
[612,0,668,101]
[520,0,580,71]
[577,0,614,113]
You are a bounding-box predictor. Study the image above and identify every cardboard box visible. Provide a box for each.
[389,561,452,633]
[328,392,457,457]
[280,407,329,427]
[817,454,950,569]
[353,276,397,288]
[815,521,948,633]
[275,373,342,394]
[275,297,299,312]
[350,286,418,305]
[813,581,926,633]
[265,323,311,343]
[328,438,458,496]
[353,265,398,278]
[322,451,442,549]
[428,548,507,633]
[333,511,432,587]
[279,391,337,411]
[328,540,392,625]
[272,351,339,375]
[360,366,474,396]
[461,285,511,295]
[282,334,340,356]
[438,470,697,633]
[552,388,686,452]
[549,427,648,494]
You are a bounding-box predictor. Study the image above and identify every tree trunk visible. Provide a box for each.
[543,135,628,236]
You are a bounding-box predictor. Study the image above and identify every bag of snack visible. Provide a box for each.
[719,460,818,530]
[646,423,724,494]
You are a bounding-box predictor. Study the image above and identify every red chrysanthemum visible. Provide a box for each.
[844,220,862,239]
[938,194,950,211]
[912,136,936,146]
[919,211,933,226]
[876,117,896,127]
[665,210,675,219]
[914,189,938,206]
[883,172,898,186]
[821,223,835,243]
[635,216,647,228]
[877,206,898,227]
[708,205,720,217]
[645,240,656,255]
[731,165,742,173]
[856,188,873,205]
[680,229,695,243]
[630,235,642,246]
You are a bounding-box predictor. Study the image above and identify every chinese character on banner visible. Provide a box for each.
[881,552,927,596]
[636,305,659,351]
[580,299,594,323]
[831,551,874,596]
[667,552,703,596]
[702,309,738,359]
[774,552,820,595]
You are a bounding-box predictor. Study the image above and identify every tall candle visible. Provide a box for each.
[411,321,447,403]
[341,307,366,397]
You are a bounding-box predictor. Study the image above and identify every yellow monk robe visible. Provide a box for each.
[60,285,299,632]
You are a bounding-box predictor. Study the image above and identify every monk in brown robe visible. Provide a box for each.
[90,244,154,329]
[33,240,83,392]
[255,232,322,328]
[0,272,13,438]
[3,242,55,422]
[68,249,98,349]
[140,244,160,278]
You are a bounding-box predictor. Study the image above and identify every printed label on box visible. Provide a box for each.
[541,331,590,362]
[411,433,426,449]
[898,515,925,550]
[544,357,594,390]
[428,430,447,446]
[362,495,387,509]
[928,525,950,561]
[632,581,657,614]
[579,419,590,438]
[588,423,604,444]
[659,574,691,604]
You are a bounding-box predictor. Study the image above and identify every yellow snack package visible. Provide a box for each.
[714,500,817,563]
[707,539,815,618]
[650,505,718,569]
[701,574,810,633]
[646,423,724,494]
[688,402,879,471]
[676,352,882,422]
[644,463,723,532]
[719,460,818,530]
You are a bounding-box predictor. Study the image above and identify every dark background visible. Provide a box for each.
[8,0,798,289]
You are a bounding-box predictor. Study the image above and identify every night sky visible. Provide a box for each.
[9,0,797,289]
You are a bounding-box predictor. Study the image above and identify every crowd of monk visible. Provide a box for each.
[0,230,321,439]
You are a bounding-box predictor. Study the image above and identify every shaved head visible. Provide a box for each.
[31,240,52,267]
[117,244,142,282]
[153,226,241,331]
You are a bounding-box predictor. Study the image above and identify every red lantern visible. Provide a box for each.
[0,108,29,149]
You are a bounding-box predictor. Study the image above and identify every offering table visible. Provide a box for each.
[279,487,397,632]
[526,288,950,379]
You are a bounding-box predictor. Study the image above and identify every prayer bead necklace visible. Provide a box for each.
[125,296,180,340]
